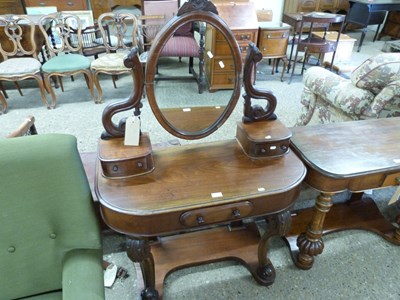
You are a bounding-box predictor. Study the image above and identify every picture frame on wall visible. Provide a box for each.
[62,10,94,29]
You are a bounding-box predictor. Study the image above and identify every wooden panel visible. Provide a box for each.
[24,0,88,11]
[0,0,25,14]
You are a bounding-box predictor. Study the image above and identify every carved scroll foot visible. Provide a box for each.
[126,237,159,300]
[295,192,334,269]
[255,210,291,286]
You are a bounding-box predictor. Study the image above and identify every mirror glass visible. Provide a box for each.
[146,15,241,139]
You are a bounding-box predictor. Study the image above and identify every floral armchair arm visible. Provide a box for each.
[362,79,400,119]
[302,66,375,117]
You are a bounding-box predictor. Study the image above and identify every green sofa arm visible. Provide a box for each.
[62,249,105,300]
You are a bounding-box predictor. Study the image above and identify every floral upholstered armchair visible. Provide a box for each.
[296,53,400,126]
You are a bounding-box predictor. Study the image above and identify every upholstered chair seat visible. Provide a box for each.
[41,53,91,73]
[90,52,130,71]
[160,36,200,58]
[0,57,42,75]
[297,53,400,125]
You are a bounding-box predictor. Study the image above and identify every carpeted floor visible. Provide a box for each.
[1,29,399,299]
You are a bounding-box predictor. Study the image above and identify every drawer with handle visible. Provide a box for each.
[180,201,254,227]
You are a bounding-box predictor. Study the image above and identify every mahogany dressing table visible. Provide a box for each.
[95,1,306,298]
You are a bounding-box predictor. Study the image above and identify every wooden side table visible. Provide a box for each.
[284,118,400,270]
[257,22,290,81]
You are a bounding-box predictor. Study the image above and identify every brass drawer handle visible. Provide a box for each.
[232,209,241,218]
[39,2,46,5]
[67,1,74,6]
[196,215,205,224]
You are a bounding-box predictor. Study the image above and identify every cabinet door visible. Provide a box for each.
[0,0,24,14]
[336,0,350,12]
[319,0,336,12]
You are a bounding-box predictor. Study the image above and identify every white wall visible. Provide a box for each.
[251,0,284,22]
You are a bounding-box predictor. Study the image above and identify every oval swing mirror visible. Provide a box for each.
[145,1,242,140]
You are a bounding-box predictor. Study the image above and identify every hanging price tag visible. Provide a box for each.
[124,116,140,146]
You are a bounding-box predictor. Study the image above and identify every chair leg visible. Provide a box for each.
[14,82,23,96]
[43,74,57,108]
[0,81,8,98]
[93,71,103,104]
[0,90,7,114]
[34,74,50,109]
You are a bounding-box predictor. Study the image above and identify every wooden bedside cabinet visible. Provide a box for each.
[204,2,258,92]
[257,22,290,81]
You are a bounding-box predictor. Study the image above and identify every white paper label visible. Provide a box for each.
[219,61,225,68]
[211,192,223,198]
[207,51,213,58]
[124,116,140,146]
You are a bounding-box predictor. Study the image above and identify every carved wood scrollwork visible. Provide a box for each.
[178,0,218,16]
[101,47,144,139]
[242,42,277,123]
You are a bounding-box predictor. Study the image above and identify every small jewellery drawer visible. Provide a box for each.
[100,154,154,178]
[180,201,254,227]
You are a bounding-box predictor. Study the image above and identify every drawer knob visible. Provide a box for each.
[267,34,271,38]
[197,215,205,224]
[112,165,119,172]
[232,209,241,218]
[137,162,143,168]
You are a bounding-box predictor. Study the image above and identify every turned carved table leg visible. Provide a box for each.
[296,192,334,269]
[126,237,159,300]
[255,210,292,285]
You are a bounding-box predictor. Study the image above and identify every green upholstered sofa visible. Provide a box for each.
[0,134,104,299]
[296,53,400,126]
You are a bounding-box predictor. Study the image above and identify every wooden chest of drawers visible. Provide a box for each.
[204,2,258,91]
[24,0,88,12]
[0,0,25,14]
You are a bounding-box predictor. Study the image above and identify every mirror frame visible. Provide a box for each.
[145,8,243,140]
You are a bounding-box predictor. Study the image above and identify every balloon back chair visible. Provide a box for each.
[0,15,49,114]
[38,12,97,108]
[90,12,139,103]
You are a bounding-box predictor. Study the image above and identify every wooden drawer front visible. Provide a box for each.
[25,0,88,11]
[298,0,317,12]
[233,30,255,43]
[382,172,400,187]
[261,30,289,40]
[211,72,236,85]
[180,201,254,227]
[214,41,232,56]
[100,153,154,178]
[211,58,235,73]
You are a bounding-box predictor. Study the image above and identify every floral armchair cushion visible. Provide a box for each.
[350,53,400,95]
